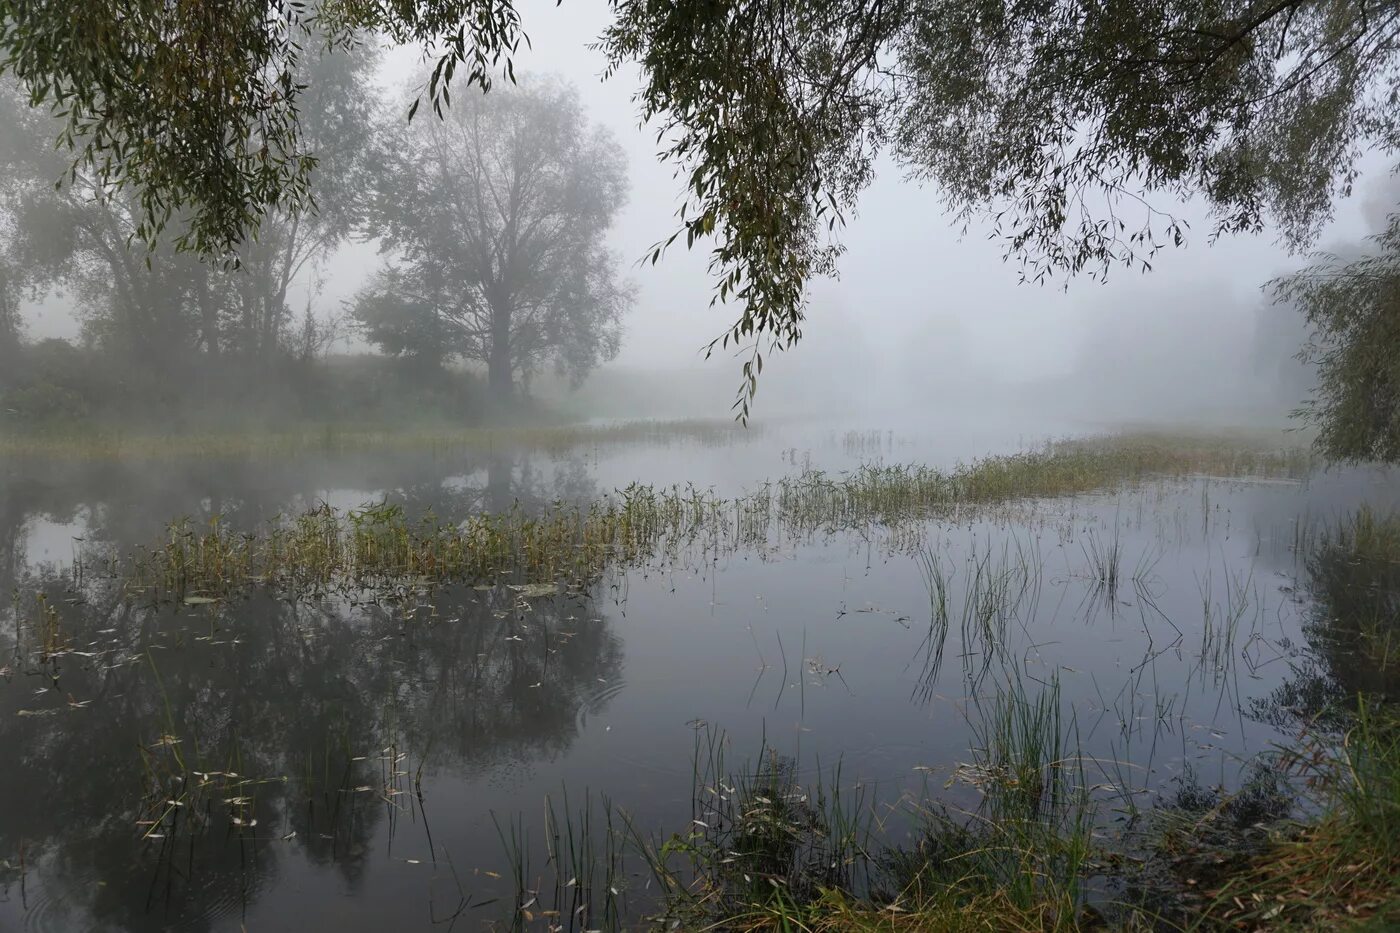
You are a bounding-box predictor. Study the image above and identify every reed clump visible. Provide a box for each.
[632,698,1399,932]
[774,432,1311,530]
[102,432,1312,601]
[629,673,1098,932]
[1195,701,1400,929]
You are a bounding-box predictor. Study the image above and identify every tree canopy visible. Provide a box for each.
[3,0,1399,418]
[1277,211,1400,462]
[353,78,629,401]
[0,41,379,403]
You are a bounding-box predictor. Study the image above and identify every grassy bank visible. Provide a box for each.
[701,702,1400,931]
[82,431,1315,601]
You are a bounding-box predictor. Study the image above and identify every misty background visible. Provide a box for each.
[7,0,1388,429]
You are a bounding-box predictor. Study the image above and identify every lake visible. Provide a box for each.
[1,414,1396,930]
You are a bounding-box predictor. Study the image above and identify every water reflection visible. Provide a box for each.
[0,449,602,585]
[3,441,1399,929]
[1250,506,1400,730]
[0,576,622,930]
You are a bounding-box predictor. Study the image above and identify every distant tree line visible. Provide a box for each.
[0,50,630,426]
[3,1,1400,453]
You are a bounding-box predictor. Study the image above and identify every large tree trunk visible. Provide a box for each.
[484,452,513,513]
[486,300,513,403]
[0,267,20,378]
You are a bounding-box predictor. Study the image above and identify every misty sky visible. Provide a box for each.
[19,0,1391,394]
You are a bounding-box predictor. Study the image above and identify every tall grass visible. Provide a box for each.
[627,725,876,928]
[94,432,1311,601]
[634,693,1399,931]
[1201,700,1400,929]
[932,672,1092,925]
[914,536,1043,695]
[622,671,1097,930]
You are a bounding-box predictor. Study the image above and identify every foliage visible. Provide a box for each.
[0,0,523,258]
[0,46,379,365]
[6,0,1398,415]
[0,379,88,423]
[353,78,631,399]
[599,0,895,418]
[0,339,488,430]
[0,255,20,374]
[1277,212,1400,461]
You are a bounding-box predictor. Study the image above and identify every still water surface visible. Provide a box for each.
[0,415,1395,930]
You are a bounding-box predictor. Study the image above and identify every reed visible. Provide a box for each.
[93,432,1311,602]
[621,670,1098,930]
[1199,700,1400,929]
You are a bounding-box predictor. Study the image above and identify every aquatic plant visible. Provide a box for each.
[94,432,1313,602]
[617,671,1098,931]
[615,693,1400,931]
[625,724,877,928]
[913,535,1044,695]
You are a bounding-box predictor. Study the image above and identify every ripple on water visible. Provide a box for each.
[576,678,627,730]
[16,881,66,933]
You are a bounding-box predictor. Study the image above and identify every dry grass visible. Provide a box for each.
[1195,703,1400,930]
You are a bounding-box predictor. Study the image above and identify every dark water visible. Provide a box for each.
[1,417,1396,931]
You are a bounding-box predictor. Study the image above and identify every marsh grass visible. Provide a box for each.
[0,418,763,461]
[92,432,1312,602]
[490,696,1399,932]
[615,671,1100,931]
[1195,564,1259,682]
[619,688,1399,932]
[626,725,877,928]
[931,672,1093,924]
[773,433,1310,534]
[914,536,1044,696]
[491,790,626,932]
[1081,529,1123,601]
[1195,700,1400,929]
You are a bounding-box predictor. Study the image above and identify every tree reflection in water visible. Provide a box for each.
[0,452,620,931]
[1251,508,1400,731]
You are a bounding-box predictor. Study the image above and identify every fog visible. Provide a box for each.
[7,0,1393,430]
[9,9,1400,930]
